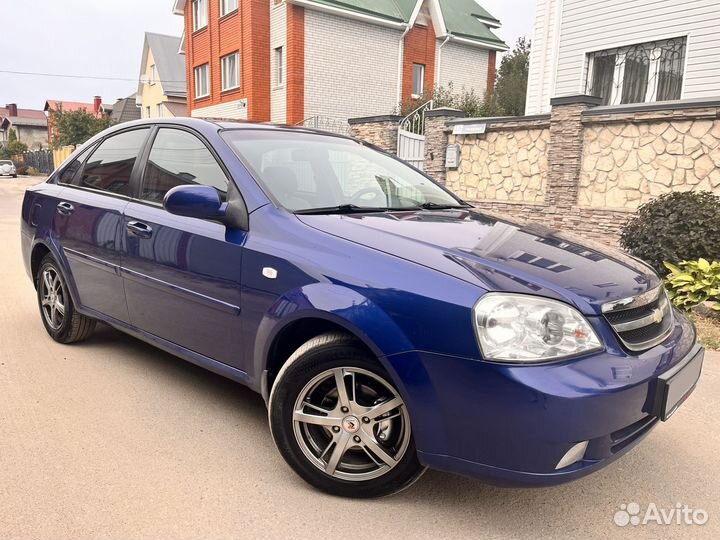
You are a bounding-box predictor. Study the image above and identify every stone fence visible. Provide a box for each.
[348,96,720,245]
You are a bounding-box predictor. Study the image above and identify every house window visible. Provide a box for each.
[157,104,164,118]
[221,52,240,91]
[587,37,686,106]
[192,0,208,31]
[412,64,425,97]
[220,0,238,16]
[149,64,157,85]
[275,47,284,87]
[145,106,151,118]
[194,64,210,98]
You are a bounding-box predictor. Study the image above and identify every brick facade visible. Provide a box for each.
[180,1,499,125]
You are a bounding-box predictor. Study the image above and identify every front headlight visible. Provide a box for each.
[473,293,602,363]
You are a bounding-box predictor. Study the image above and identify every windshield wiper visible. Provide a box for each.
[294,204,389,215]
[417,202,472,210]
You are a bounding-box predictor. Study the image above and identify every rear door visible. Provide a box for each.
[53,127,151,322]
[120,127,246,368]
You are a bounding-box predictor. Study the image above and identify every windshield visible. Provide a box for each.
[222,130,466,213]
[0,161,13,165]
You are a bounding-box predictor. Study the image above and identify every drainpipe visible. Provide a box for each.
[396,24,411,107]
[435,35,451,87]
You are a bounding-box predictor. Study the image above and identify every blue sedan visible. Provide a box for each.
[21,119,703,498]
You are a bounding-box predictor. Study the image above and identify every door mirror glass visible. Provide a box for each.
[163,185,226,220]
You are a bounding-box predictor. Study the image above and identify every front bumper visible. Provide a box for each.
[384,311,701,486]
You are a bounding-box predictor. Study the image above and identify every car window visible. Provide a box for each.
[223,130,461,212]
[141,128,228,203]
[78,128,150,195]
[58,144,96,184]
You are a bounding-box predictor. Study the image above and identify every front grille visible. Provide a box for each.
[603,288,673,352]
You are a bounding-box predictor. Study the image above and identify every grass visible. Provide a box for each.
[691,315,720,351]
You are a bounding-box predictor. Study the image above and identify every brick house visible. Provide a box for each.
[172,0,507,124]
[43,98,109,146]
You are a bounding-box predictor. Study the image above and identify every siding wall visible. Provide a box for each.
[304,9,401,123]
[270,1,287,124]
[437,41,491,99]
[527,0,720,115]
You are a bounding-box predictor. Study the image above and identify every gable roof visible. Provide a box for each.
[285,0,507,49]
[44,100,95,113]
[111,94,142,124]
[2,116,48,129]
[437,0,506,48]
[139,32,187,97]
[0,106,46,121]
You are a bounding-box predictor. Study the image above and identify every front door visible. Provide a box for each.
[120,127,246,368]
[53,128,151,323]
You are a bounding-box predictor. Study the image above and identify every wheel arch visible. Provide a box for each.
[256,284,416,402]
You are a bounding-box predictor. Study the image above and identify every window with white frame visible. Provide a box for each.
[194,64,210,98]
[586,37,686,106]
[412,64,425,97]
[192,0,208,31]
[157,104,164,118]
[221,52,240,91]
[220,0,238,16]
[149,64,157,85]
[275,47,284,87]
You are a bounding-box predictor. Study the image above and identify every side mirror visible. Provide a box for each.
[163,185,226,220]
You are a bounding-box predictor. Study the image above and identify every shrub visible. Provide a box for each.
[26,166,40,176]
[620,191,720,275]
[665,259,720,311]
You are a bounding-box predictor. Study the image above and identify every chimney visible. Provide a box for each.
[93,96,102,115]
[7,103,18,116]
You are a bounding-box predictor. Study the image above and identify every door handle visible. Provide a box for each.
[126,220,153,239]
[56,201,74,216]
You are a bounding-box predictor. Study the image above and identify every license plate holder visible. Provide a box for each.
[655,347,704,421]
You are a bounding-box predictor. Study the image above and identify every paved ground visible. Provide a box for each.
[1,177,719,540]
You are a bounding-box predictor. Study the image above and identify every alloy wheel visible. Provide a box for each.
[40,267,65,330]
[292,367,411,482]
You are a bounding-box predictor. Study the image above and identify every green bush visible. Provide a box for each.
[665,259,720,311]
[620,191,720,275]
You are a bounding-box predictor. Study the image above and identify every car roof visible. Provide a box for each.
[96,117,354,141]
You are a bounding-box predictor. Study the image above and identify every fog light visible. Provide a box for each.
[555,441,589,470]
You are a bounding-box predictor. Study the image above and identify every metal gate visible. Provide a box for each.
[397,101,432,170]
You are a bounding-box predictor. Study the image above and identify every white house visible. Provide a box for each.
[525,0,720,115]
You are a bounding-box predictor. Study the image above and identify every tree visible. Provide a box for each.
[490,37,531,116]
[0,128,28,159]
[49,105,113,149]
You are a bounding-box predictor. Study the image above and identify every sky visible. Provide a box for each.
[0,0,535,111]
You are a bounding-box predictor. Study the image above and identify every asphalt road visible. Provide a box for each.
[1,177,719,540]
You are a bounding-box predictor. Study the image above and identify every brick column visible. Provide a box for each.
[423,108,466,185]
[546,95,602,220]
[348,115,403,154]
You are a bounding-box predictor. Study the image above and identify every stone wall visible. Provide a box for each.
[579,109,720,209]
[446,119,550,204]
[348,97,720,246]
[348,115,402,154]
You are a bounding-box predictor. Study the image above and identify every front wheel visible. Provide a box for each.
[269,333,425,498]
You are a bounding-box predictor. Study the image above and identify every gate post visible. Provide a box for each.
[348,115,403,154]
[423,108,466,185]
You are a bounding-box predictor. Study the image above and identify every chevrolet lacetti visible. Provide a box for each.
[21,119,704,498]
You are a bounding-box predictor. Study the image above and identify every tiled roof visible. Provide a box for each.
[0,106,45,120]
[438,0,506,48]
[111,94,142,124]
[44,100,95,113]
[294,0,507,48]
[1,116,48,127]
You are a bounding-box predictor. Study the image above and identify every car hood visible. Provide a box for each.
[297,209,661,315]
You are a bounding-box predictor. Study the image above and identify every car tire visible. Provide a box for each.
[269,332,425,498]
[36,254,96,343]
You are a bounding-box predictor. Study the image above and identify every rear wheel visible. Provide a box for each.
[269,333,425,498]
[36,254,96,343]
